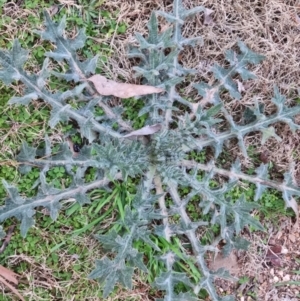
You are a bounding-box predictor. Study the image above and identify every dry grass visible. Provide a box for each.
[101,0,300,179]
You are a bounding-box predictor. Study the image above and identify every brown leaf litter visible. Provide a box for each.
[206,217,300,301]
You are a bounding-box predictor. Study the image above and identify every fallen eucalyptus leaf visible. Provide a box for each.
[0,265,18,285]
[88,75,164,98]
[123,124,162,138]
[0,265,25,301]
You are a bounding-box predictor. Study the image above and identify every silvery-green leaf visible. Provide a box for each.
[2,180,24,205]
[156,11,183,24]
[48,200,62,220]
[45,51,71,61]
[80,118,97,142]
[60,83,87,101]
[271,86,285,113]
[0,48,21,84]
[9,92,38,105]
[69,29,86,50]
[37,58,50,88]
[78,55,98,76]
[17,142,36,162]
[20,210,35,237]
[261,126,282,145]
[74,193,90,205]
[237,41,265,64]
[11,39,29,68]
[0,226,5,239]
[212,65,241,100]
[182,6,205,19]
[49,104,71,128]
[51,70,80,82]
[147,12,158,44]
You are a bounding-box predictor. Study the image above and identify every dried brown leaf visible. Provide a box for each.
[0,265,18,285]
[266,245,282,267]
[210,251,240,275]
[260,151,269,164]
[123,124,162,138]
[0,265,25,301]
[48,5,59,16]
[88,75,164,98]
[0,275,25,301]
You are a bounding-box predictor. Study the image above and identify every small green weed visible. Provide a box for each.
[122,97,148,129]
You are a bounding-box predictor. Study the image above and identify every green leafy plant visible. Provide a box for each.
[0,1,299,300]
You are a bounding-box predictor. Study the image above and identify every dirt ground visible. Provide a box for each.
[210,218,300,300]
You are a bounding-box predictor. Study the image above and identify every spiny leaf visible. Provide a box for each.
[49,105,71,128]
[11,39,29,69]
[74,193,90,206]
[69,29,86,51]
[271,86,285,113]
[88,257,133,298]
[78,55,98,76]
[17,142,37,163]
[211,64,241,100]
[20,210,35,237]
[2,180,24,205]
[9,92,38,106]
[59,83,87,101]
[237,41,265,65]
[223,234,251,257]
[148,12,159,44]
[0,44,21,84]
[79,118,97,143]
[261,126,282,144]
[0,227,5,239]
[51,70,80,82]
[1,5,299,301]
[37,58,50,88]
[36,11,64,42]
